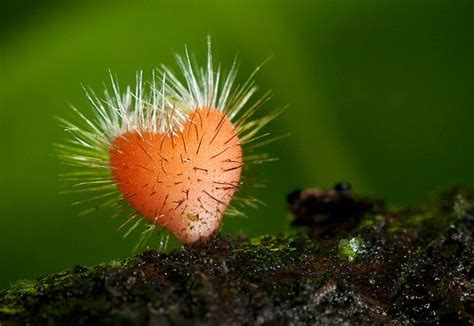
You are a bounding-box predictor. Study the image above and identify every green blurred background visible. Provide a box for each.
[0,0,472,289]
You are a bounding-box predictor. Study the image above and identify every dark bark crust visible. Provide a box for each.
[0,186,472,325]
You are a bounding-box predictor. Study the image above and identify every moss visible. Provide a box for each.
[338,236,365,262]
[310,274,327,287]
[244,233,317,258]
[4,279,37,299]
[0,279,38,317]
[358,214,385,230]
[468,282,474,291]
[0,306,21,315]
[452,194,471,221]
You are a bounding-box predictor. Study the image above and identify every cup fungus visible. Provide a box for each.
[58,39,279,244]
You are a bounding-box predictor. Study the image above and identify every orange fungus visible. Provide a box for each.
[109,108,243,243]
[59,40,275,247]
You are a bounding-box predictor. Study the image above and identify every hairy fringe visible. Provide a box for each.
[57,37,281,249]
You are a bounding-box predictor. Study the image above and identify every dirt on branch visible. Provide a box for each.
[0,185,472,325]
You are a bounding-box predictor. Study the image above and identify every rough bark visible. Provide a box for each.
[0,185,472,325]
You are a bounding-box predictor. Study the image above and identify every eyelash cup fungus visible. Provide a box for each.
[58,39,280,245]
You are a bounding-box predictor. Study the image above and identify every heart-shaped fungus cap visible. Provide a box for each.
[110,108,242,243]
